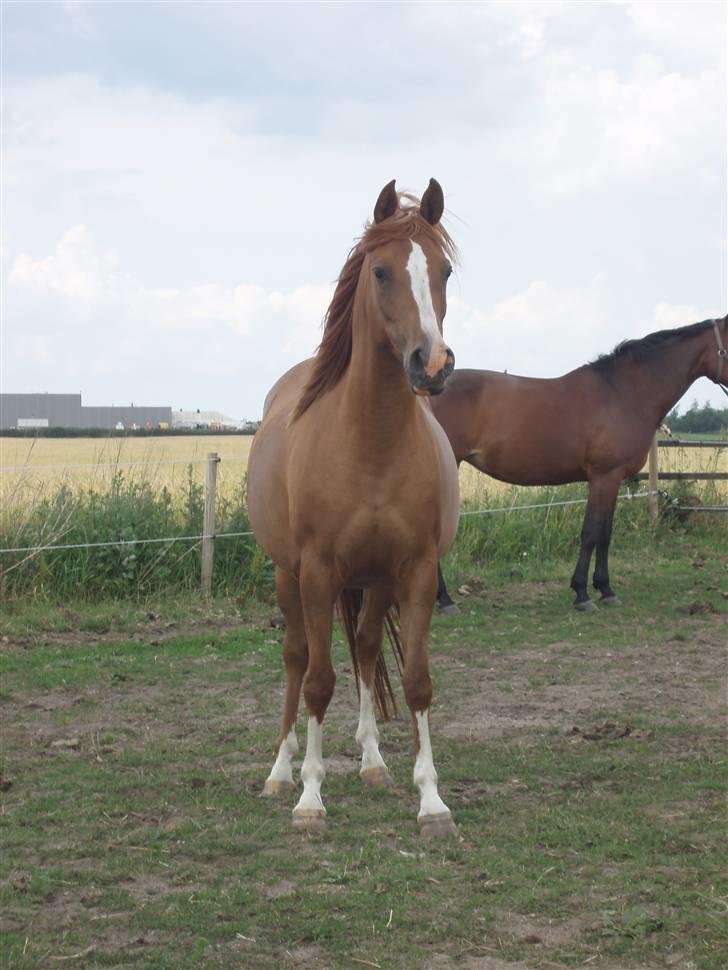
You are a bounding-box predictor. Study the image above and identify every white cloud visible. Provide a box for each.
[9,226,118,308]
[500,54,724,194]
[640,301,722,333]
[8,225,330,354]
[447,274,610,375]
[624,0,726,62]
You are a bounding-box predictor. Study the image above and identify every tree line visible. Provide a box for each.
[666,401,728,434]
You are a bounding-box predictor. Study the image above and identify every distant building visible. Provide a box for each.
[172,409,246,431]
[0,393,172,431]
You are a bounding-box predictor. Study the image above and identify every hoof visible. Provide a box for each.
[418,811,458,839]
[261,778,295,798]
[437,603,460,616]
[575,599,598,613]
[360,766,393,788]
[292,808,327,833]
[601,596,620,607]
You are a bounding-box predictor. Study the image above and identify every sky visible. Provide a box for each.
[2,0,727,421]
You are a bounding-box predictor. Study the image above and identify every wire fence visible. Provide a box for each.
[0,456,249,474]
[0,531,256,555]
[0,489,656,556]
[1,435,725,597]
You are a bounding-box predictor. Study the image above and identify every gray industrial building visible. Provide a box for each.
[1,394,172,431]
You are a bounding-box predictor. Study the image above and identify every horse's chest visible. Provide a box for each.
[291,473,439,562]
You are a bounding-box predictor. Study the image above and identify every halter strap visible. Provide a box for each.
[713,319,728,399]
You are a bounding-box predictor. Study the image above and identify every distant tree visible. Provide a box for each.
[667,403,728,434]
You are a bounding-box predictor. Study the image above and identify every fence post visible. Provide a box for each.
[202,452,219,596]
[648,435,659,522]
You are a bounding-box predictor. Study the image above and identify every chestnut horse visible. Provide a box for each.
[247,180,460,836]
[431,315,728,611]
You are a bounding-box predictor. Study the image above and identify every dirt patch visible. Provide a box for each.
[0,668,262,770]
[207,940,332,969]
[424,956,530,970]
[434,622,726,745]
[1,615,245,650]
[495,910,603,947]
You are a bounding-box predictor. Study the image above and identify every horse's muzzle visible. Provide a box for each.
[407,346,455,396]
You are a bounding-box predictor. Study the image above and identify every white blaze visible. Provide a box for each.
[405,241,440,344]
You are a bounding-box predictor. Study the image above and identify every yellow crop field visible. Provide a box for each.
[1,435,726,511]
[0,436,254,510]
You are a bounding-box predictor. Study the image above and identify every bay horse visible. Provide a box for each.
[431,315,728,611]
[246,179,460,836]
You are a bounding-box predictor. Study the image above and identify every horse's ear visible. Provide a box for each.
[373,180,398,224]
[420,178,444,225]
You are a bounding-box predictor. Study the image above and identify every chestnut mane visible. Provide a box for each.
[293,195,458,420]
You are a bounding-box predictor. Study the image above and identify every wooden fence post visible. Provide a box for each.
[648,435,659,522]
[202,452,219,596]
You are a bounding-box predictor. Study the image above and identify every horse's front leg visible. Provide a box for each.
[353,585,394,788]
[398,557,457,838]
[292,558,339,832]
[262,567,307,797]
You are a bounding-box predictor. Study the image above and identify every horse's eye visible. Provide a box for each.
[373,266,389,283]
[444,266,453,281]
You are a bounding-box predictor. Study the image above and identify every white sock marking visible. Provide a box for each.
[405,241,440,345]
[294,716,326,814]
[265,728,298,786]
[355,686,388,774]
[413,709,450,819]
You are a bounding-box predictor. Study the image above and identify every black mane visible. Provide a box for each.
[589,317,720,373]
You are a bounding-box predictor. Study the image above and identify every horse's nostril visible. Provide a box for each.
[410,348,427,373]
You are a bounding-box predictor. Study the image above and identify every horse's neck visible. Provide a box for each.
[625,335,709,424]
[342,308,418,446]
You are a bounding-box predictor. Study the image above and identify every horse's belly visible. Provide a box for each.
[475,434,587,487]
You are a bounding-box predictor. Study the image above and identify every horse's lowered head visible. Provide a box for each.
[361,178,456,396]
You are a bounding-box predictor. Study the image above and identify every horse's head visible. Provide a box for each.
[362,179,455,396]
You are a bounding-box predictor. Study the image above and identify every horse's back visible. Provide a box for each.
[431,368,605,485]
[247,360,314,570]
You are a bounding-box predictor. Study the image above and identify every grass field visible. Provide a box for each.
[1,538,726,970]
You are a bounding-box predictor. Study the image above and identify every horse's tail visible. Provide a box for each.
[337,589,404,721]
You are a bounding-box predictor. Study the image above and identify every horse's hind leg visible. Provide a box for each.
[435,562,459,615]
[399,558,457,838]
[291,559,338,832]
[593,500,619,605]
[354,586,394,788]
[262,567,308,797]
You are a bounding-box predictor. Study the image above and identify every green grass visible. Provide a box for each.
[1,539,726,970]
[0,469,269,600]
